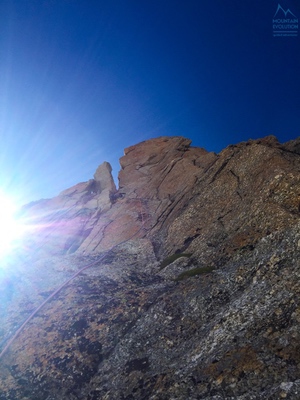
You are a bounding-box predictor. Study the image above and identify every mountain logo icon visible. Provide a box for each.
[274,4,297,18]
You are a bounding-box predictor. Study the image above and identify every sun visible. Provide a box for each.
[0,192,25,258]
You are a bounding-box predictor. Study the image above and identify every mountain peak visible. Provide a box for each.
[1,135,300,399]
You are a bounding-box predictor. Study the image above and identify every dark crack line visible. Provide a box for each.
[229,169,243,200]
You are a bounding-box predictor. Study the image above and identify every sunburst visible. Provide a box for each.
[0,192,25,259]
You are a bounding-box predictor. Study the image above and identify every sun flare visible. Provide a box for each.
[0,192,25,258]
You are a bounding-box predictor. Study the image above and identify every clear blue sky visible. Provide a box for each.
[1,0,299,204]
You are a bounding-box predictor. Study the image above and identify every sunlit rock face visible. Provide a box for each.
[19,160,117,255]
[78,136,213,253]
[0,136,300,400]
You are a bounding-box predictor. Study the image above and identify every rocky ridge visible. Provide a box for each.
[0,135,299,399]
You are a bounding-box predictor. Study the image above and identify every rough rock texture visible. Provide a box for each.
[0,135,299,399]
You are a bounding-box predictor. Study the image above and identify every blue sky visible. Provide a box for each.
[0,0,299,204]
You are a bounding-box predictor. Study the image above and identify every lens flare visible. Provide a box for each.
[0,192,25,259]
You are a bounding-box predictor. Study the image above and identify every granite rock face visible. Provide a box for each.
[0,135,299,399]
[20,160,117,256]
